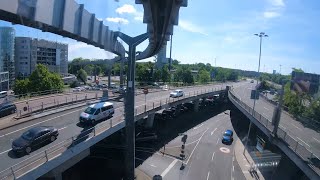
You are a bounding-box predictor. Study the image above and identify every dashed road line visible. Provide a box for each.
[211,128,217,135]
[297,137,310,147]
[206,171,210,180]
[58,126,67,131]
[211,152,215,161]
[216,138,219,144]
[292,124,302,131]
[313,137,320,143]
[186,128,209,164]
[193,123,203,130]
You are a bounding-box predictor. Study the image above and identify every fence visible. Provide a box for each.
[228,90,320,175]
[0,86,225,180]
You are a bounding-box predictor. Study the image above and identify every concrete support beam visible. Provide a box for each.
[145,113,155,128]
[193,99,199,112]
[41,149,90,180]
[108,69,111,88]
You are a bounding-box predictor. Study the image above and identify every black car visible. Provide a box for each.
[0,103,16,118]
[12,126,59,154]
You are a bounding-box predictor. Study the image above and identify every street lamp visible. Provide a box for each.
[243,32,268,155]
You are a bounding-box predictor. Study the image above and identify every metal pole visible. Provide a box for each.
[120,58,124,88]
[243,33,264,155]
[119,32,148,180]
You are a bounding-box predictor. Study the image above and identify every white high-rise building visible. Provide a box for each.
[15,37,68,78]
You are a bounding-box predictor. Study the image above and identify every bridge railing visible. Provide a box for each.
[228,90,320,175]
[0,86,225,180]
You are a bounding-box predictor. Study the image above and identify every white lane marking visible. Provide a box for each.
[216,138,219,144]
[193,124,203,130]
[297,137,310,147]
[279,124,286,130]
[58,126,67,131]
[264,107,269,111]
[211,152,215,161]
[0,149,11,155]
[211,128,217,135]
[206,171,210,180]
[233,165,234,172]
[186,128,209,164]
[161,159,178,177]
[0,109,81,138]
[150,164,157,168]
[292,124,302,131]
[313,137,320,143]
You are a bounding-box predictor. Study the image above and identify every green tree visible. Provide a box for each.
[13,79,30,95]
[77,69,88,84]
[292,68,304,73]
[198,69,210,83]
[84,65,94,75]
[161,66,170,82]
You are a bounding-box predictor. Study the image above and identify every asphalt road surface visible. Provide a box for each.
[0,81,245,173]
[137,111,245,180]
[232,81,320,158]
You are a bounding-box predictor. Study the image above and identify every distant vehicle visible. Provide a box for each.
[0,103,16,118]
[250,80,254,83]
[222,129,234,144]
[87,77,92,80]
[80,102,114,124]
[112,87,126,94]
[73,87,84,92]
[170,89,184,98]
[0,91,7,98]
[12,126,59,154]
[136,131,158,142]
[162,85,169,90]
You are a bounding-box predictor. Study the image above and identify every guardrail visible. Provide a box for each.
[15,92,103,118]
[228,90,320,175]
[0,86,225,180]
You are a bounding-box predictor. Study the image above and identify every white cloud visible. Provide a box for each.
[68,42,115,60]
[97,18,103,21]
[263,11,281,18]
[178,20,208,36]
[267,0,285,7]
[134,12,143,22]
[116,4,136,14]
[106,17,129,25]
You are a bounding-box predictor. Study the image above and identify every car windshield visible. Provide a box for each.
[22,131,34,141]
[223,132,231,137]
[173,90,179,93]
[84,107,97,115]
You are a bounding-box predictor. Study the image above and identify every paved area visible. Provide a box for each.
[137,110,246,180]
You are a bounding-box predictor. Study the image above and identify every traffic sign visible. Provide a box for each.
[143,88,149,94]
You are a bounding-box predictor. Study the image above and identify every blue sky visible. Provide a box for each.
[1,0,320,75]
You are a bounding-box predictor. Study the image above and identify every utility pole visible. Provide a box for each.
[243,32,268,155]
[116,32,148,180]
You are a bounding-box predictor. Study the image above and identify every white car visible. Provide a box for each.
[73,87,84,92]
[170,90,184,98]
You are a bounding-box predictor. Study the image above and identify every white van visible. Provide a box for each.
[79,102,114,124]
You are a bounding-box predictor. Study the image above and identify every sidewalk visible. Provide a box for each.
[135,169,152,180]
[234,139,265,180]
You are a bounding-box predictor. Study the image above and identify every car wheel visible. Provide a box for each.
[91,119,96,125]
[25,146,32,154]
[11,109,15,114]
[50,135,56,142]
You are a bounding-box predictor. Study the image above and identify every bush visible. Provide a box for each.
[70,81,79,88]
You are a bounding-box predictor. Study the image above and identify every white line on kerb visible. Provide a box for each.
[211,152,215,161]
[206,171,210,180]
[211,128,217,135]
[161,159,178,177]
[297,137,310,147]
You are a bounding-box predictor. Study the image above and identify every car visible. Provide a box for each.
[112,87,126,94]
[222,130,234,144]
[0,103,17,118]
[79,102,114,125]
[73,87,84,92]
[170,89,184,98]
[250,80,254,83]
[12,126,59,154]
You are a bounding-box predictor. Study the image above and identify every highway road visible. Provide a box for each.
[137,111,245,180]
[232,81,320,158]
[0,82,245,173]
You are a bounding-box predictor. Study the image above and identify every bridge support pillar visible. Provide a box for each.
[193,99,199,112]
[175,104,181,115]
[145,113,155,128]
